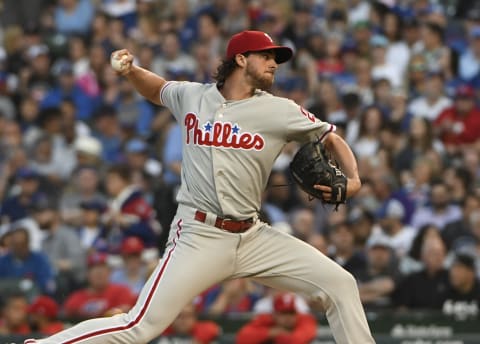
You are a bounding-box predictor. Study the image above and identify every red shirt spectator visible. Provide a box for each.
[63,252,136,318]
[434,85,480,146]
[236,292,318,344]
[158,302,220,344]
[28,295,64,335]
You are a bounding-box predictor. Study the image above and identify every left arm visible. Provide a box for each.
[314,133,361,199]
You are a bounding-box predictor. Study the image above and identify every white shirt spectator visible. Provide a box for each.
[408,96,452,121]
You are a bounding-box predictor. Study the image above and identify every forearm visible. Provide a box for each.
[323,133,359,179]
[124,65,167,106]
[323,133,361,197]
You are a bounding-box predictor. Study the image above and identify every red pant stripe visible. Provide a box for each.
[63,219,184,344]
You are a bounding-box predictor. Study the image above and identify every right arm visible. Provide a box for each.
[112,49,167,106]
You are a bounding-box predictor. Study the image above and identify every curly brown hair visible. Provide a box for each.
[213,58,239,89]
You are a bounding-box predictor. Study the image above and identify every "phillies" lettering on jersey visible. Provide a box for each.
[184,113,265,151]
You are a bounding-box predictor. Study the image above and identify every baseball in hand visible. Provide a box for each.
[111,53,129,72]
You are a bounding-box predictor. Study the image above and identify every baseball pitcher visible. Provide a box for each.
[25,31,375,344]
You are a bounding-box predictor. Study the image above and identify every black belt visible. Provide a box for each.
[194,210,254,233]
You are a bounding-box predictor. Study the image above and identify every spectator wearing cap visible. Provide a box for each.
[31,195,86,295]
[357,234,400,309]
[110,236,148,296]
[374,199,416,258]
[74,135,103,167]
[28,295,64,335]
[41,59,98,121]
[370,34,403,88]
[236,292,317,344]
[443,254,480,319]
[63,252,136,318]
[104,164,159,248]
[393,236,449,310]
[76,199,111,252]
[407,70,452,121]
[459,26,480,81]
[434,84,480,151]
[156,300,221,344]
[411,181,463,232]
[124,138,162,180]
[0,227,55,294]
[0,292,31,336]
[0,167,42,224]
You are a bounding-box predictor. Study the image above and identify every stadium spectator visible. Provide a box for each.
[442,254,480,319]
[54,0,95,36]
[0,227,54,295]
[63,252,136,318]
[110,236,148,296]
[0,168,42,224]
[0,292,30,335]
[204,279,261,316]
[59,165,106,226]
[458,26,480,81]
[103,164,159,248]
[374,199,416,257]
[358,235,399,309]
[236,292,317,344]
[31,195,86,292]
[411,181,462,231]
[28,295,64,335]
[329,221,366,279]
[76,199,110,253]
[434,84,480,151]
[154,301,221,344]
[394,236,449,310]
[408,71,452,121]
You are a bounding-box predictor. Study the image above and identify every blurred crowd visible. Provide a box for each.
[1,0,480,342]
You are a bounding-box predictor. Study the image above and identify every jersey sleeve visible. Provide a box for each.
[160,81,203,122]
[283,99,335,143]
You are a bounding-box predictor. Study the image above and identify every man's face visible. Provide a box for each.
[88,264,110,291]
[172,304,196,334]
[449,263,474,290]
[431,184,449,210]
[274,311,297,330]
[368,246,391,272]
[9,230,30,259]
[3,296,28,328]
[455,97,474,114]
[244,51,278,91]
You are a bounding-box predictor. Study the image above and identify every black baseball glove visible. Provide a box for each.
[289,140,347,210]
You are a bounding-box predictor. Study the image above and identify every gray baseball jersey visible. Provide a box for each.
[26,82,374,344]
[160,81,335,219]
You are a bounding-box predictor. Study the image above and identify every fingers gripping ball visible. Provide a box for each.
[111,53,129,72]
[289,140,347,210]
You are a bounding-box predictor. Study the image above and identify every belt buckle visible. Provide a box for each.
[220,218,233,230]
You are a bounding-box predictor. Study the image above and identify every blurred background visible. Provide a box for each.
[1,0,480,343]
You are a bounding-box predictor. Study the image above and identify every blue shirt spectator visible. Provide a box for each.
[54,0,95,36]
[0,228,55,294]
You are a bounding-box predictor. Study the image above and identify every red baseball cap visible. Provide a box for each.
[121,236,144,255]
[226,30,293,64]
[28,296,59,319]
[273,293,297,313]
[456,84,475,98]
[87,252,108,267]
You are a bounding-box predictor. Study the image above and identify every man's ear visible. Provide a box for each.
[235,54,247,68]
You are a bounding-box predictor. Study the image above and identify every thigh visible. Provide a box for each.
[235,224,347,298]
